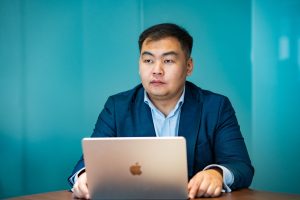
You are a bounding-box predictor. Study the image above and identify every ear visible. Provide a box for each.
[186,58,194,76]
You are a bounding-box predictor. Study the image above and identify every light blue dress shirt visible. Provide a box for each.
[144,89,185,137]
[143,88,234,192]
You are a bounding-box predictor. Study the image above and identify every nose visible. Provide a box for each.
[152,61,164,76]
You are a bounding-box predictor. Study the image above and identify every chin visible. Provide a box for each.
[149,92,169,99]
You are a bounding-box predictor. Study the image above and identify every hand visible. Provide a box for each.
[72,172,90,199]
[188,168,223,198]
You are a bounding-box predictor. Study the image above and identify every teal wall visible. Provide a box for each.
[0,0,299,198]
[251,0,300,194]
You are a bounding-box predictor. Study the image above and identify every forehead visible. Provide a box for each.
[141,37,183,53]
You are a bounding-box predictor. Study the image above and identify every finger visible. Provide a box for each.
[72,182,81,198]
[187,177,195,191]
[197,178,210,197]
[188,179,201,199]
[72,191,84,199]
[203,184,215,197]
[188,172,206,199]
[78,180,89,199]
[212,186,222,197]
[73,177,89,199]
[72,184,84,199]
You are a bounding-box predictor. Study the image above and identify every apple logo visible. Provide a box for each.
[129,162,142,175]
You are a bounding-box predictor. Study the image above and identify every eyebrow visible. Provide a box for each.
[141,51,179,57]
[141,51,154,56]
[162,51,179,57]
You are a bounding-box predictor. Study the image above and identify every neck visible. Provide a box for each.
[148,89,184,117]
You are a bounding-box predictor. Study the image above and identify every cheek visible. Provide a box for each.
[167,67,187,80]
[139,67,149,80]
[139,65,151,75]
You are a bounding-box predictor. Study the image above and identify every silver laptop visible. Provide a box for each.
[82,137,188,199]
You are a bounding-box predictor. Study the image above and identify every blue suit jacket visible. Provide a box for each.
[69,81,254,190]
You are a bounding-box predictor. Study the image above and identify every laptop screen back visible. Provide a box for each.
[82,137,188,199]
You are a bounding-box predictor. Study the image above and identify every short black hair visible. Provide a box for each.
[138,23,193,58]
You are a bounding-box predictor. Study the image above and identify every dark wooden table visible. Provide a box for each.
[7,189,300,200]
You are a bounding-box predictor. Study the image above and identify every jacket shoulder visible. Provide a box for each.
[108,84,144,105]
[186,81,228,103]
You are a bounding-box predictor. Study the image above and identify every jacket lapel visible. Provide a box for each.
[178,82,203,179]
[133,86,156,137]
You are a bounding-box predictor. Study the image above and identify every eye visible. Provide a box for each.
[164,59,175,64]
[143,59,153,64]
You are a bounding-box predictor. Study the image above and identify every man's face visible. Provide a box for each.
[139,37,193,102]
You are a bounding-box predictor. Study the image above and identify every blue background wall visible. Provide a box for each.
[251,0,300,193]
[0,0,299,198]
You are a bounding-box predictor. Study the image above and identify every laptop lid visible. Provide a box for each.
[82,137,188,199]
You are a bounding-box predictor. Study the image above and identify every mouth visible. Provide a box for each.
[150,80,166,86]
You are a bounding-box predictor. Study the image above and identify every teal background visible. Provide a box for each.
[0,0,299,198]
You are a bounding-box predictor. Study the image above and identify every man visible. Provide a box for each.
[69,23,254,199]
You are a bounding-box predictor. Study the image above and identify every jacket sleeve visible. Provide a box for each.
[91,96,117,137]
[213,97,254,190]
[68,96,117,187]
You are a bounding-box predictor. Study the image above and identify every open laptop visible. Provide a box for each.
[82,137,188,199]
